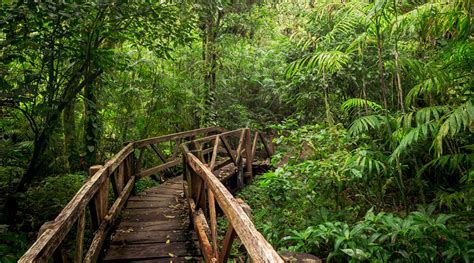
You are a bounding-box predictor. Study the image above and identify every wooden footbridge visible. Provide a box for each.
[19,127,285,263]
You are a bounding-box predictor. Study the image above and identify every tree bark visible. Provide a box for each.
[63,98,80,172]
[84,82,100,168]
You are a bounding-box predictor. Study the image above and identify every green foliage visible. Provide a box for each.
[21,173,87,229]
[0,230,28,263]
[284,208,473,262]
[135,177,160,193]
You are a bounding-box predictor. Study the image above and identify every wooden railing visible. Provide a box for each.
[182,128,282,262]
[18,127,221,263]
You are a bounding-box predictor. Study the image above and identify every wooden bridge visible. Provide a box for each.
[18,127,285,263]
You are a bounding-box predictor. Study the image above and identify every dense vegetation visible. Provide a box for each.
[1,0,473,261]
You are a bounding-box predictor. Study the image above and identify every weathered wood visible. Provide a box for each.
[245,128,253,180]
[172,138,182,159]
[94,172,109,224]
[214,157,233,171]
[136,147,146,174]
[74,209,86,263]
[208,188,218,258]
[187,129,243,145]
[137,159,181,178]
[235,129,246,164]
[83,176,135,263]
[103,243,199,261]
[219,198,252,263]
[88,165,103,229]
[18,143,133,263]
[210,136,220,170]
[251,131,259,161]
[188,198,216,262]
[187,153,283,263]
[150,144,167,163]
[135,127,222,148]
[219,222,237,263]
[220,135,237,165]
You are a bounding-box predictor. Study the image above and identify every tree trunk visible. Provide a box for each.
[376,22,389,110]
[63,98,80,172]
[83,83,99,168]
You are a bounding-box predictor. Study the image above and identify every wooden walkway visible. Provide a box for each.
[19,127,286,263]
[102,176,201,262]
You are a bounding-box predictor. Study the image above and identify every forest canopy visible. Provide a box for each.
[1,0,473,262]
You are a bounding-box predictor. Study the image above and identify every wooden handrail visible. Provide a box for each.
[186,153,282,263]
[183,128,281,263]
[19,143,134,262]
[134,126,223,148]
[134,127,223,180]
[19,127,277,262]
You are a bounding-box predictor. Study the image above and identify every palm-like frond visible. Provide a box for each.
[390,122,438,161]
[286,50,350,78]
[416,153,474,179]
[348,114,387,136]
[434,100,474,156]
[341,98,383,113]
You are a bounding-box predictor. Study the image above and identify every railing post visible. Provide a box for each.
[219,198,252,263]
[245,128,253,181]
[89,165,107,227]
[74,209,86,263]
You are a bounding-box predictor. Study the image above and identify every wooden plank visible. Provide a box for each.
[117,221,188,231]
[83,176,136,263]
[121,211,183,223]
[134,127,222,148]
[128,195,177,202]
[110,231,191,245]
[18,143,133,263]
[187,153,283,263]
[126,200,181,209]
[138,159,181,178]
[103,242,199,261]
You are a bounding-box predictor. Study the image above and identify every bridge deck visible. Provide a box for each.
[102,176,201,262]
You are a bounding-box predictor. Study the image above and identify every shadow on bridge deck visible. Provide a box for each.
[102,176,201,262]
